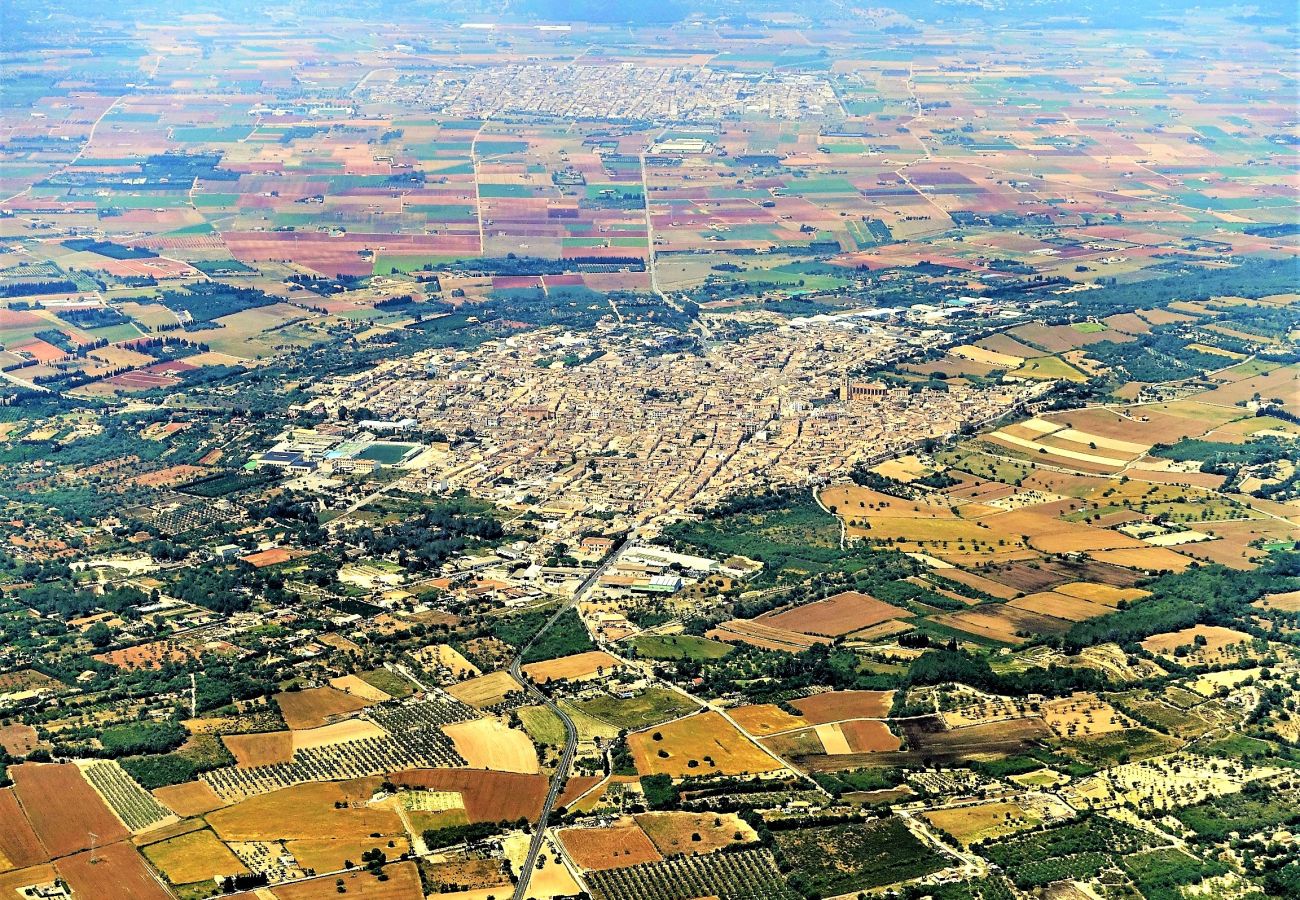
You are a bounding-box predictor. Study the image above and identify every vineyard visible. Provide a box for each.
[585,848,798,900]
[204,696,474,800]
[81,760,173,832]
[980,814,1161,888]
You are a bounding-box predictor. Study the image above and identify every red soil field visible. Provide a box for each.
[389,769,549,823]
[757,591,905,637]
[55,843,172,900]
[0,788,48,869]
[558,822,662,871]
[792,691,893,724]
[9,763,127,858]
[839,720,902,753]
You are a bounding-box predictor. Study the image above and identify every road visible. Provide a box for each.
[509,543,626,900]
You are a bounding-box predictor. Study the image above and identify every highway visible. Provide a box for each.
[509,542,626,900]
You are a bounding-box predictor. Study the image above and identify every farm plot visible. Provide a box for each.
[441,718,538,774]
[142,828,249,887]
[1008,591,1113,622]
[930,604,1073,644]
[208,779,402,843]
[1141,625,1264,666]
[635,811,756,856]
[446,670,525,708]
[152,781,226,817]
[203,702,467,801]
[627,712,785,778]
[79,760,172,832]
[388,769,548,823]
[8,763,128,858]
[270,860,424,900]
[922,801,1042,846]
[584,847,795,900]
[773,817,948,895]
[275,686,372,729]
[1040,694,1134,738]
[793,690,893,724]
[755,591,907,637]
[558,820,663,871]
[522,650,622,683]
[55,843,173,900]
[570,688,699,731]
[0,788,46,871]
[706,618,828,652]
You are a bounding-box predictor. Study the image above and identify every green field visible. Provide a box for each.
[571,687,699,731]
[628,634,734,661]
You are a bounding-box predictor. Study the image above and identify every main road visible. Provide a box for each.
[509,541,627,900]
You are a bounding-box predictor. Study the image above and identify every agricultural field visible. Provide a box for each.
[0,4,1297,900]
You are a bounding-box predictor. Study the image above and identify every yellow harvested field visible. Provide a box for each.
[1009,591,1113,622]
[208,779,400,842]
[812,723,852,754]
[729,704,808,737]
[1142,625,1259,666]
[1040,694,1133,738]
[627,712,784,778]
[922,801,1040,846]
[1256,590,1300,613]
[328,674,391,702]
[143,829,248,886]
[635,811,756,856]
[1055,582,1150,607]
[442,718,539,774]
[287,836,411,875]
[292,719,386,751]
[1088,546,1195,572]
[871,455,932,483]
[411,644,480,678]
[988,430,1129,467]
[446,670,524,708]
[152,781,226,817]
[558,820,662,871]
[1051,428,1149,455]
[951,345,1023,367]
[522,650,621,683]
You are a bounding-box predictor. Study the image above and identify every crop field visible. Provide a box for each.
[275,686,372,729]
[446,670,524,708]
[142,828,248,886]
[571,688,699,731]
[635,811,755,856]
[627,634,734,661]
[559,820,663,871]
[793,690,893,724]
[270,860,424,899]
[55,843,173,900]
[224,730,294,767]
[627,712,784,778]
[755,590,907,637]
[922,801,1041,846]
[441,718,538,774]
[152,781,226,818]
[522,650,622,683]
[584,847,796,900]
[207,779,402,843]
[8,763,128,858]
[0,788,46,872]
[773,817,948,895]
[390,769,549,823]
